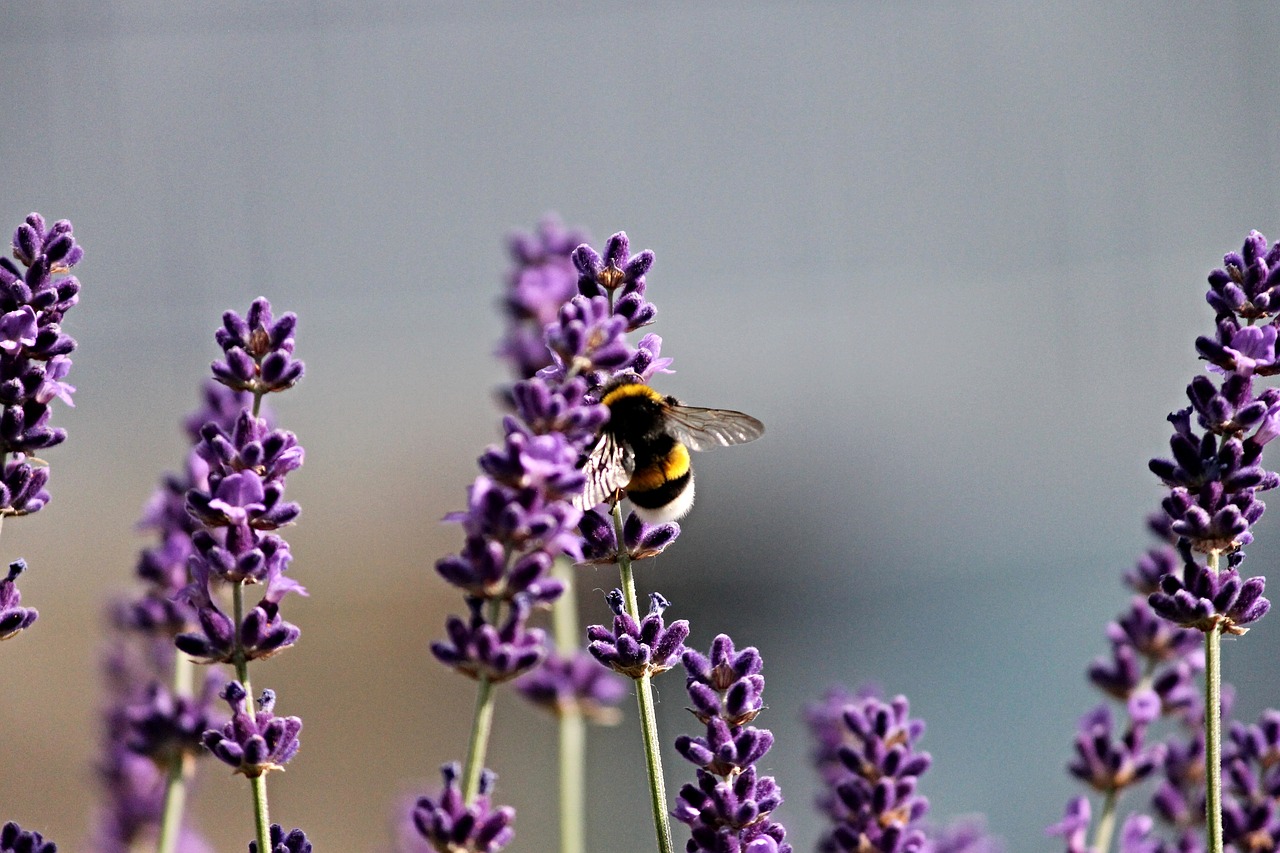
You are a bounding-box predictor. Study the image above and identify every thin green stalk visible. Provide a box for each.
[156,652,196,853]
[461,598,503,803]
[1091,788,1118,853]
[1204,550,1224,853]
[552,558,586,853]
[613,502,674,853]
[461,674,498,803]
[232,580,272,853]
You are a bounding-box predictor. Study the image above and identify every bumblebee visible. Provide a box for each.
[577,374,764,522]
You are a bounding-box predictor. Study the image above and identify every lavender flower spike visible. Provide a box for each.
[411,762,516,853]
[0,559,37,640]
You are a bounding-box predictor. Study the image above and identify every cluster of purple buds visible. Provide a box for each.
[0,560,37,640]
[539,231,661,388]
[211,298,304,397]
[514,647,626,724]
[579,508,680,563]
[176,300,307,666]
[586,590,689,679]
[248,825,312,853]
[496,216,591,382]
[672,634,790,853]
[808,690,931,853]
[409,763,516,853]
[1068,697,1164,795]
[0,214,81,517]
[0,822,56,853]
[202,682,302,778]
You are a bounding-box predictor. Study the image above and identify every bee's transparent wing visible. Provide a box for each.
[575,431,633,509]
[664,406,765,451]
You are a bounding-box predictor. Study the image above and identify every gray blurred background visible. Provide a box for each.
[3,1,1280,850]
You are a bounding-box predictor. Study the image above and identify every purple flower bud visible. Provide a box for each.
[586,589,689,679]
[0,559,37,640]
[431,595,547,683]
[248,825,311,853]
[1149,562,1270,635]
[202,682,301,778]
[411,763,516,853]
[212,298,304,395]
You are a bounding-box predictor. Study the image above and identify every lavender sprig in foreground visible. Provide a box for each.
[0,212,83,848]
[176,299,306,853]
[1147,231,1280,853]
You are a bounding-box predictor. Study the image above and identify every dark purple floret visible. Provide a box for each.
[431,594,548,682]
[202,682,301,778]
[211,298,304,396]
[542,294,634,381]
[411,762,516,853]
[248,824,311,853]
[514,647,626,724]
[578,507,681,564]
[572,231,654,302]
[1068,699,1163,793]
[1204,231,1280,322]
[586,589,689,679]
[0,821,56,853]
[1148,560,1269,635]
[0,559,37,640]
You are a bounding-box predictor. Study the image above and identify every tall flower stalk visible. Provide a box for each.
[173,299,307,852]
[1146,231,1280,852]
[0,212,83,849]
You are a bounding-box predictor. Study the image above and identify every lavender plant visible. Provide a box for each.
[0,211,83,850]
[1050,230,1280,853]
[174,298,308,852]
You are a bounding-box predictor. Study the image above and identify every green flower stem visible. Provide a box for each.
[1091,788,1118,853]
[613,502,674,853]
[461,598,504,804]
[461,673,498,803]
[232,580,273,853]
[551,558,586,853]
[156,651,196,853]
[1205,550,1224,853]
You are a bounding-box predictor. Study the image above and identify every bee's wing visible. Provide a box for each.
[664,405,765,452]
[575,431,634,509]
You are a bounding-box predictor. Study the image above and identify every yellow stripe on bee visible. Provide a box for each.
[601,382,664,407]
[628,443,691,490]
